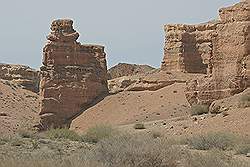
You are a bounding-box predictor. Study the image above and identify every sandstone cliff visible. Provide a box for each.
[0,64,39,92]
[39,19,108,129]
[162,0,249,105]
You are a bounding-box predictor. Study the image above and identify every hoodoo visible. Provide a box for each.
[38,19,108,129]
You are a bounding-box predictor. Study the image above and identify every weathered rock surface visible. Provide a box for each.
[161,22,218,74]
[185,0,249,105]
[108,63,155,79]
[108,70,203,94]
[161,0,249,105]
[0,64,39,92]
[39,19,108,129]
[209,88,250,114]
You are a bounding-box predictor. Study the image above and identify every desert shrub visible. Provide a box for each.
[235,144,250,155]
[91,134,181,167]
[151,131,162,139]
[18,130,35,139]
[0,135,11,145]
[239,94,250,108]
[133,123,146,129]
[10,138,25,147]
[46,128,81,141]
[187,149,249,167]
[82,125,115,143]
[190,105,209,116]
[186,132,236,151]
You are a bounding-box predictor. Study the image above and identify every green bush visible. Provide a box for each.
[239,94,250,108]
[46,128,81,141]
[190,105,209,116]
[133,123,146,130]
[186,132,236,151]
[82,125,115,143]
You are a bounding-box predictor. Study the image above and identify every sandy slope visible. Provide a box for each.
[119,107,250,138]
[0,80,40,134]
[71,83,191,132]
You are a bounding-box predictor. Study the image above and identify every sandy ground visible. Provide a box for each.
[119,107,250,138]
[71,83,191,132]
[0,74,249,140]
[0,80,40,134]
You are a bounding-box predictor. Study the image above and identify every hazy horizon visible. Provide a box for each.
[0,0,239,69]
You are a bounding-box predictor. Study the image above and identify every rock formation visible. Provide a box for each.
[39,19,108,129]
[108,70,201,94]
[108,63,155,79]
[161,22,217,74]
[162,0,249,105]
[0,64,39,92]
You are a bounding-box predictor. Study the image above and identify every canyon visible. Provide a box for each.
[0,0,248,135]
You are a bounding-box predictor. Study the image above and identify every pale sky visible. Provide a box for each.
[0,0,240,69]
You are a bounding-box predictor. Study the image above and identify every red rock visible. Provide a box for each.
[38,19,108,129]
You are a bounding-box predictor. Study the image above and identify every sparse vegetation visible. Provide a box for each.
[46,128,81,141]
[239,94,250,108]
[90,134,181,167]
[82,125,115,143]
[236,144,250,155]
[151,131,162,139]
[10,138,25,147]
[187,149,249,167]
[133,123,146,129]
[0,132,249,167]
[190,105,209,116]
[18,129,35,139]
[186,132,236,151]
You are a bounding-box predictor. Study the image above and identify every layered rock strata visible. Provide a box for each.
[39,19,108,129]
[185,1,250,105]
[0,64,39,92]
[161,22,218,74]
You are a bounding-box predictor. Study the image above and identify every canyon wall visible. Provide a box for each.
[39,19,108,129]
[0,64,39,92]
[161,23,217,74]
[162,0,249,105]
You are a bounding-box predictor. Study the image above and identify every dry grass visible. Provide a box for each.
[133,123,146,129]
[185,132,236,151]
[90,134,182,167]
[0,131,249,167]
[46,128,81,141]
[81,125,115,143]
[187,149,249,167]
